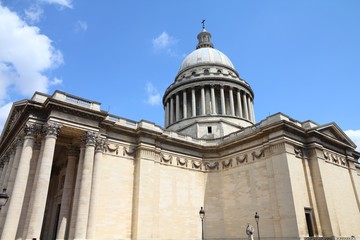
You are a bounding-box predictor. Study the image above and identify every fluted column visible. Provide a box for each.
[68,143,86,239]
[165,101,170,127]
[237,90,243,118]
[0,139,23,236]
[25,122,61,240]
[191,88,196,117]
[210,85,216,114]
[1,124,37,240]
[201,86,206,115]
[87,137,105,239]
[183,91,187,119]
[170,97,174,124]
[56,146,79,239]
[246,95,252,122]
[242,92,249,120]
[74,131,96,239]
[220,85,226,115]
[175,93,180,121]
[229,87,235,116]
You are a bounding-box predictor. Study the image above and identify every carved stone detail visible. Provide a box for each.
[123,146,136,156]
[323,150,348,167]
[43,122,62,137]
[252,149,264,160]
[95,138,106,152]
[24,123,39,137]
[177,157,188,167]
[161,154,172,164]
[205,161,219,170]
[294,147,303,158]
[222,159,232,169]
[105,143,119,155]
[236,154,248,165]
[192,160,202,169]
[84,131,97,146]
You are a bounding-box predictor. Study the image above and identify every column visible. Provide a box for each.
[165,101,170,127]
[220,85,226,115]
[56,146,79,239]
[25,122,61,240]
[246,95,252,122]
[201,86,206,115]
[87,137,105,238]
[1,124,37,240]
[0,155,12,191]
[210,85,216,114]
[183,91,187,119]
[73,131,96,239]
[170,97,174,124]
[175,93,180,121]
[0,157,9,189]
[68,144,85,239]
[0,139,23,235]
[250,99,256,123]
[242,92,249,120]
[191,88,196,117]
[237,90,243,118]
[229,87,235,116]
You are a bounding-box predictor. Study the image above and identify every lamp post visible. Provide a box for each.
[254,212,260,240]
[0,188,9,210]
[199,207,205,240]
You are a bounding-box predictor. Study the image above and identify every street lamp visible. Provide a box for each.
[0,188,9,210]
[254,212,260,240]
[199,207,205,240]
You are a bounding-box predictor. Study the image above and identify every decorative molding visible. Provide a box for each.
[236,154,248,165]
[294,147,303,158]
[205,161,219,170]
[192,160,202,169]
[161,153,173,164]
[123,146,136,156]
[105,143,119,155]
[323,150,347,167]
[252,149,264,160]
[177,157,188,167]
[222,159,232,169]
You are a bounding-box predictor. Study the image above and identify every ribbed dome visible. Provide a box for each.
[179,48,235,72]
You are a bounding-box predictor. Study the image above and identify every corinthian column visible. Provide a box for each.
[87,137,105,239]
[1,124,37,240]
[74,131,96,239]
[25,122,61,240]
[56,146,79,239]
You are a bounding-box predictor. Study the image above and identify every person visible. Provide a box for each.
[246,223,255,240]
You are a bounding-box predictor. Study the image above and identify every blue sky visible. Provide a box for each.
[0,0,359,149]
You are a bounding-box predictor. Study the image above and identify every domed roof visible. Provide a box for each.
[179,48,235,72]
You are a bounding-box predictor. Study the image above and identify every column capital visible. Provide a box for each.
[95,137,106,153]
[43,122,62,138]
[84,131,97,146]
[24,123,39,138]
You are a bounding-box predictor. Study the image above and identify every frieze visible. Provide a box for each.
[252,149,264,160]
[123,146,136,156]
[177,157,188,167]
[204,161,219,170]
[324,150,347,167]
[192,160,202,170]
[161,154,173,164]
[222,159,232,169]
[236,154,248,165]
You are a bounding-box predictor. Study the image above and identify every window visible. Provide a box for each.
[305,207,314,237]
[207,126,212,134]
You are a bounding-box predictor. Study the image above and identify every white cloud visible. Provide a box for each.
[152,32,179,56]
[0,4,63,133]
[74,20,88,32]
[49,77,63,86]
[24,5,44,23]
[40,0,73,9]
[0,102,12,135]
[145,82,161,106]
[345,129,360,151]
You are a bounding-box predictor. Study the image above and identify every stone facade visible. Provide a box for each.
[0,27,359,240]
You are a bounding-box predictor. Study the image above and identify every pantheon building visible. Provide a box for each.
[0,27,359,240]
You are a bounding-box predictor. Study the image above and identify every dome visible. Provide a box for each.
[179,48,235,73]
